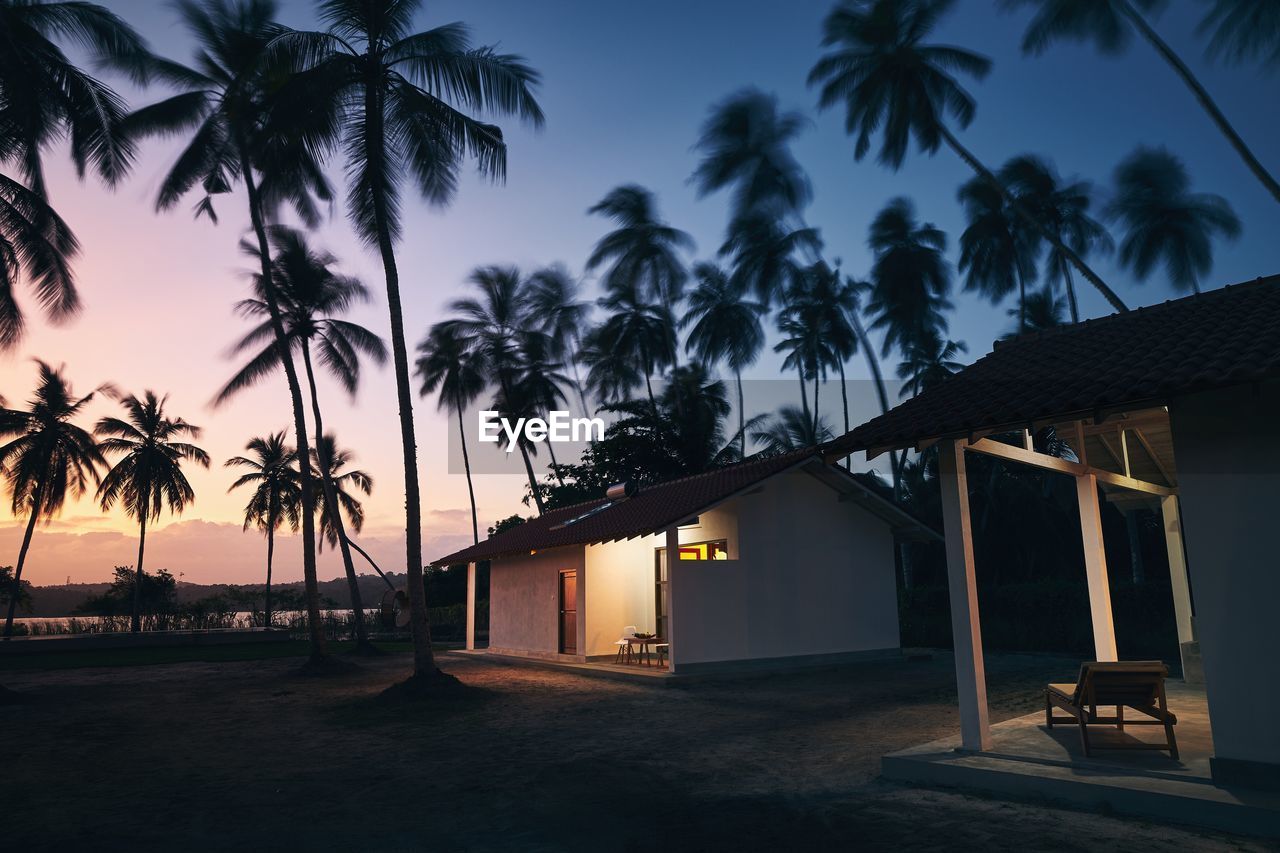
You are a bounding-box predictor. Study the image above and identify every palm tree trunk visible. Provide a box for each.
[348,539,396,592]
[1119,2,1280,206]
[239,155,326,664]
[812,371,821,437]
[519,442,546,513]
[1018,268,1028,333]
[938,126,1129,313]
[265,525,275,629]
[569,339,592,422]
[544,427,566,487]
[736,368,746,460]
[797,368,810,424]
[837,360,851,470]
[456,406,479,545]
[364,83,436,680]
[299,339,369,649]
[1062,264,1080,324]
[131,507,147,633]
[2,503,40,639]
[850,308,901,493]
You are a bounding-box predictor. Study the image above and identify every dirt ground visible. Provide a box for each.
[4,650,1268,852]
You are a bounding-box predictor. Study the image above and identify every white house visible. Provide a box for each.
[431,450,937,675]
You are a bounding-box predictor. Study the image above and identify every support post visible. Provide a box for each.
[938,440,991,751]
[465,561,476,651]
[665,525,680,674]
[1161,495,1194,646]
[1076,474,1118,661]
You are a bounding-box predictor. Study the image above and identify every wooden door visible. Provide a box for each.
[558,570,577,655]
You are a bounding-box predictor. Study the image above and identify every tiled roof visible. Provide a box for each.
[430,449,926,566]
[823,276,1280,457]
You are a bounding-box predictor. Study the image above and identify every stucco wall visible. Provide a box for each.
[487,546,584,656]
[671,471,900,666]
[1171,380,1280,772]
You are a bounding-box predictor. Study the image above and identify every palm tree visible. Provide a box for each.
[865,198,952,361]
[278,0,543,683]
[0,361,105,637]
[773,275,832,432]
[579,326,644,406]
[591,285,677,410]
[806,262,863,445]
[683,262,766,457]
[1004,0,1280,206]
[0,0,149,348]
[310,434,372,575]
[691,88,812,220]
[896,332,968,398]
[1106,147,1242,294]
[750,405,835,456]
[416,323,486,544]
[515,332,571,483]
[218,227,387,650]
[225,431,300,628]
[95,392,210,632]
[809,0,1128,312]
[957,176,1038,332]
[587,185,693,373]
[999,287,1069,339]
[720,211,822,311]
[1199,1,1280,69]
[526,266,591,417]
[1000,155,1111,323]
[123,0,334,664]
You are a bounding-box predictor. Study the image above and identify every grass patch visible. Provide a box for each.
[0,641,452,672]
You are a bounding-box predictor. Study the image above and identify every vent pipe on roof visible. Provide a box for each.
[605,480,638,502]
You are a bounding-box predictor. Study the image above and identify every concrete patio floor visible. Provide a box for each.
[882,683,1280,838]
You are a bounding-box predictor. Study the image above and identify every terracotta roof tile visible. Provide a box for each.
[824,276,1280,457]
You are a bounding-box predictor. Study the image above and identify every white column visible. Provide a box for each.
[1076,474,1118,661]
[938,440,991,751]
[465,562,476,651]
[665,524,680,674]
[1161,495,1194,646]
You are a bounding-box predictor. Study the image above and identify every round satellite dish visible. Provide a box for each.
[393,589,412,628]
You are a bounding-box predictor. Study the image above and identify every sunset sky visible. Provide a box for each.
[3,0,1277,587]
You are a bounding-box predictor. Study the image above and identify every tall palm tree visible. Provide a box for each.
[515,332,571,482]
[310,433,372,567]
[865,198,952,361]
[0,361,105,637]
[1106,147,1241,294]
[279,0,544,682]
[579,325,644,406]
[0,0,149,348]
[1000,155,1111,323]
[809,0,1128,312]
[591,284,676,411]
[217,227,387,650]
[416,323,486,545]
[773,273,833,433]
[1004,0,1280,206]
[691,88,812,220]
[1199,0,1280,70]
[999,287,1069,339]
[683,262,766,458]
[95,392,210,633]
[957,176,1038,332]
[720,211,822,311]
[750,405,835,456]
[896,332,968,398]
[123,0,334,664]
[587,184,692,373]
[805,262,862,444]
[225,431,300,628]
[526,266,591,417]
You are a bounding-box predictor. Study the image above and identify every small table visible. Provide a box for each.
[626,636,664,666]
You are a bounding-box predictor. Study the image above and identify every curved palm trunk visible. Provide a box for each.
[938,126,1129,313]
[456,405,480,545]
[240,157,326,663]
[264,523,275,629]
[1017,268,1029,334]
[131,505,148,633]
[735,368,746,459]
[299,340,370,649]
[1119,2,1280,206]
[348,539,396,592]
[519,441,546,513]
[796,368,810,426]
[364,83,436,679]
[2,503,40,639]
[812,371,821,437]
[837,360,851,470]
[850,307,901,493]
[1062,264,1080,324]
[544,426,566,487]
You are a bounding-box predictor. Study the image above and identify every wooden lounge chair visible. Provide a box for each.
[1045,661,1179,760]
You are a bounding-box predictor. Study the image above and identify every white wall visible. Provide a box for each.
[487,546,585,657]
[1171,380,1280,776]
[672,471,900,666]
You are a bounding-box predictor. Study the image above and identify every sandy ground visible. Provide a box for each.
[4,651,1268,852]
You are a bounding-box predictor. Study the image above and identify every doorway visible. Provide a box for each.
[558,569,577,655]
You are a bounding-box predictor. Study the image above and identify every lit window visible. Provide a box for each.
[677,539,729,561]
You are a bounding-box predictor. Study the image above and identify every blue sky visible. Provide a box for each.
[6,0,1277,585]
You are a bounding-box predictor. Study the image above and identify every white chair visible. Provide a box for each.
[614,625,638,663]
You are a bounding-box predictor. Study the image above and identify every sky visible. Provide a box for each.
[3,0,1277,587]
